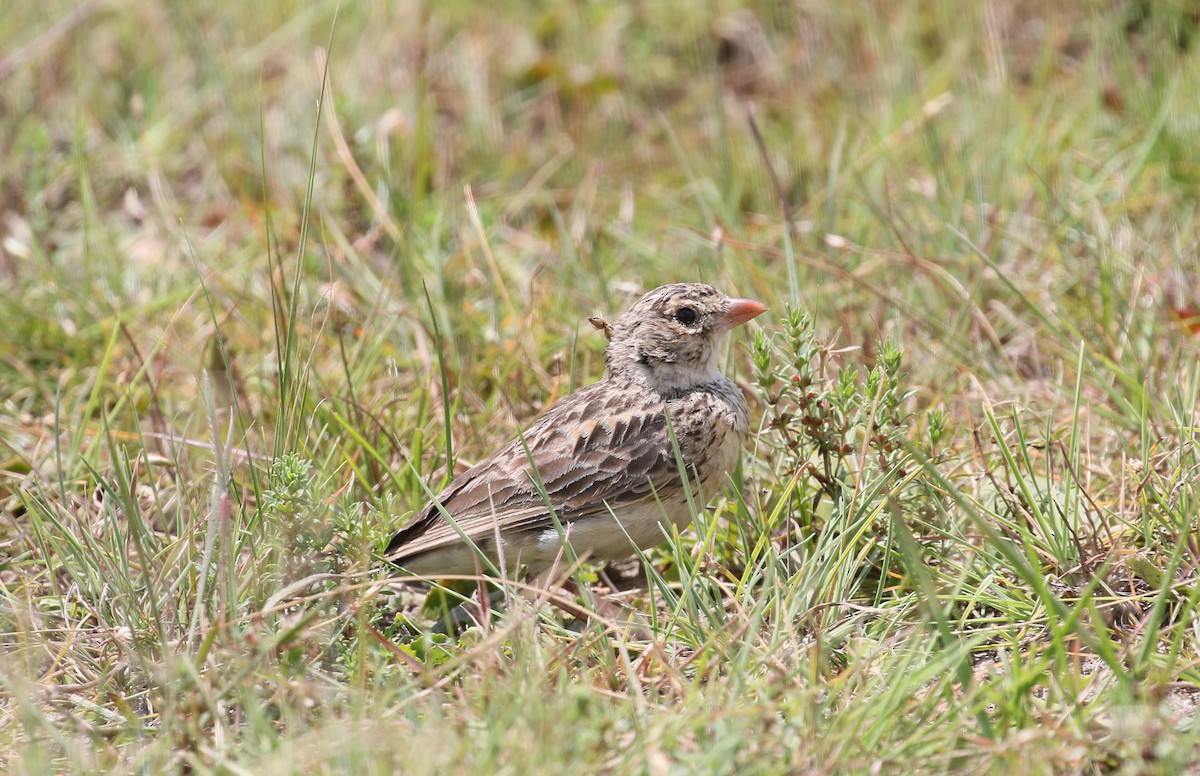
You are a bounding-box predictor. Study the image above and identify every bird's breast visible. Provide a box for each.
[668,379,749,497]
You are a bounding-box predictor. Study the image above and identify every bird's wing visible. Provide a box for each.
[384,381,687,565]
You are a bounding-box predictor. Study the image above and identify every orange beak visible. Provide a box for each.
[718,297,768,331]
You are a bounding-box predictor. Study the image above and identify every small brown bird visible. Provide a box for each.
[385,283,767,579]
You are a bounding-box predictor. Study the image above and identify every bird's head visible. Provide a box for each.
[603,283,767,389]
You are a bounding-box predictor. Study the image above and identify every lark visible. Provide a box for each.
[385,283,766,579]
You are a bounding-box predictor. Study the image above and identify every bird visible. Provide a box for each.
[384,283,767,580]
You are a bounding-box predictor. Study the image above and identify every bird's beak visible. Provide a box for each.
[718,297,768,331]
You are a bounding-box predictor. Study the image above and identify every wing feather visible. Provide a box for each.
[384,380,685,566]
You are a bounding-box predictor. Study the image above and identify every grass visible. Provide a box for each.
[3,0,1200,772]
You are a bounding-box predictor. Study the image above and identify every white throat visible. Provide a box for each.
[627,344,723,392]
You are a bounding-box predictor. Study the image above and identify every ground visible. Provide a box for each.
[2,1,1200,773]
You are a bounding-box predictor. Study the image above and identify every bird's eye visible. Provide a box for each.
[674,307,698,325]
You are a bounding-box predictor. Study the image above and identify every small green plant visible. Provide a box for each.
[259,453,329,588]
[749,305,945,605]
[752,309,933,519]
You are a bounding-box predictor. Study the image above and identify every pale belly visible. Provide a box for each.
[533,498,694,567]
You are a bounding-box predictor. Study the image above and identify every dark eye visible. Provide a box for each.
[674,307,698,325]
